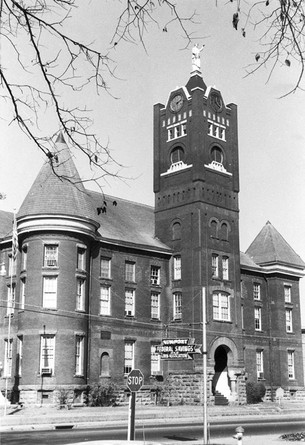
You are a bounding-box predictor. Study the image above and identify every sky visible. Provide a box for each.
[1,1,305,324]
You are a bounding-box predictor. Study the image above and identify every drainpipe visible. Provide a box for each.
[264,276,274,401]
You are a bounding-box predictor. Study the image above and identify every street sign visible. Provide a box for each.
[127,369,144,392]
[155,338,202,360]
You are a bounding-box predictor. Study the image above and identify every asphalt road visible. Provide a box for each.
[1,418,305,445]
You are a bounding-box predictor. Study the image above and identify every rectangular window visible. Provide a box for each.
[175,125,181,138]
[254,307,262,331]
[168,128,174,140]
[284,285,291,303]
[173,255,181,280]
[151,266,161,285]
[8,254,16,276]
[151,292,160,319]
[212,254,219,278]
[100,257,111,278]
[77,247,86,271]
[17,336,23,377]
[151,345,161,375]
[241,305,244,330]
[75,335,85,376]
[44,245,58,267]
[213,292,230,321]
[22,246,27,271]
[256,350,264,379]
[4,339,13,377]
[286,309,293,332]
[253,283,261,300]
[40,335,55,374]
[173,292,182,320]
[182,123,187,135]
[100,285,111,315]
[125,289,135,316]
[76,277,86,311]
[222,257,229,280]
[6,284,16,316]
[43,276,57,309]
[125,261,135,282]
[124,342,134,374]
[288,350,295,379]
[20,277,26,310]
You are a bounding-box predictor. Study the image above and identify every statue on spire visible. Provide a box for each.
[192,44,205,72]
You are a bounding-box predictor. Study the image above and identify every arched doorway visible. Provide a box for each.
[212,345,231,405]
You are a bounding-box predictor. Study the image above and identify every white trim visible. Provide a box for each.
[17,215,98,238]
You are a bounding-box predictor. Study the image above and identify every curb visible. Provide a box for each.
[1,410,305,433]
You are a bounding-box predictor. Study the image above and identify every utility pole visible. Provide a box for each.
[202,286,208,444]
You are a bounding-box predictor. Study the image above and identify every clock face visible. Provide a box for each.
[170,94,184,112]
[210,92,223,112]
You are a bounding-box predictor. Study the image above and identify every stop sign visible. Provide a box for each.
[127,369,144,392]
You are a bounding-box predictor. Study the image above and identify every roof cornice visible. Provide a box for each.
[17,214,99,239]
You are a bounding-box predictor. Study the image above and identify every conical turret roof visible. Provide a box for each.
[18,133,98,225]
[246,221,305,269]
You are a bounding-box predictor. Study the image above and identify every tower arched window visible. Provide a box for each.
[100,352,110,376]
[220,222,229,241]
[210,219,218,238]
[172,222,181,240]
[170,146,184,165]
[211,146,223,165]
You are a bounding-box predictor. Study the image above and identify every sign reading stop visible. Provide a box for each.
[127,369,144,392]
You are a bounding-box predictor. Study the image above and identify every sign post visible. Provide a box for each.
[126,369,144,441]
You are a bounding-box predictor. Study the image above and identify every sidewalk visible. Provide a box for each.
[1,400,304,433]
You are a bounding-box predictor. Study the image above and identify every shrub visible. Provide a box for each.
[56,389,72,408]
[246,381,266,404]
[88,384,117,407]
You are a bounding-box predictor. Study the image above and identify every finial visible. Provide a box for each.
[191,44,205,73]
[55,131,66,144]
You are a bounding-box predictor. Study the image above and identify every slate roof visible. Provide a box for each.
[246,221,305,268]
[18,134,98,224]
[240,251,262,270]
[0,210,14,240]
[88,190,171,252]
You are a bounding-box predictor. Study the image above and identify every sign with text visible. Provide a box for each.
[127,369,144,392]
[155,338,202,360]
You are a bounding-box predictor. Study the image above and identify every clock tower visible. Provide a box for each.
[153,48,244,403]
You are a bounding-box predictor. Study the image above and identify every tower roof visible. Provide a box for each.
[246,221,305,269]
[18,133,98,225]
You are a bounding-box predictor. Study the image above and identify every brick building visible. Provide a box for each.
[0,56,304,406]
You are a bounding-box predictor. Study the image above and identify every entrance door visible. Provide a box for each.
[212,345,231,404]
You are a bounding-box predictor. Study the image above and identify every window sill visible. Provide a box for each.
[213,319,232,324]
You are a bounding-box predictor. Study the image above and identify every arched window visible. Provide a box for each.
[220,222,229,241]
[210,219,218,238]
[170,147,184,165]
[172,222,181,240]
[100,352,110,376]
[211,146,223,164]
